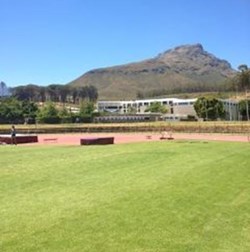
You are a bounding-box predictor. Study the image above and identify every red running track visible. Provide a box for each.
[35,133,250,145]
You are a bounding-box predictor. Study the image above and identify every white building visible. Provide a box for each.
[97,98,197,121]
[97,97,247,121]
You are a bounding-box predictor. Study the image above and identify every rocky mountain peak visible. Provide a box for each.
[156,43,233,73]
[158,43,204,57]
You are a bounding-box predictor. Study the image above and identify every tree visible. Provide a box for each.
[239,100,250,121]
[72,86,98,104]
[236,65,250,120]
[236,65,250,91]
[70,87,78,104]
[76,101,95,123]
[86,85,98,102]
[79,101,95,116]
[12,84,42,102]
[0,98,23,123]
[77,87,88,103]
[0,81,10,97]
[59,86,70,103]
[21,100,39,123]
[58,105,73,123]
[12,86,29,100]
[194,97,225,120]
[46,84,61,102]
[39,86,46,102]
[145,102,168,113]
[36,102,60,123]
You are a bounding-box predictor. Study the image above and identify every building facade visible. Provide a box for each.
[220,99,241,121]
[97,97,243,121]
[97,98,197,121]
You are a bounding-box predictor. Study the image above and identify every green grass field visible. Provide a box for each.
[0,141,250,251]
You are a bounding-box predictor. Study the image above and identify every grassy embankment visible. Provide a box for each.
[1,141,250,251]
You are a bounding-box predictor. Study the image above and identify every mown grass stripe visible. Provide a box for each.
[0,141,249,251]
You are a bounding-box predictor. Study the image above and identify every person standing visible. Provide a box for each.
[11,125,17,145]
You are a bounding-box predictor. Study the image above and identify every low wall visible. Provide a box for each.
[0,135,38,144]
[80,137,114,145]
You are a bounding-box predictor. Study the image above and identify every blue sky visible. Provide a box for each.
[1,0,249,87]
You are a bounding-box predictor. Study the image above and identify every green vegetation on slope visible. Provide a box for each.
[0,141,250,251]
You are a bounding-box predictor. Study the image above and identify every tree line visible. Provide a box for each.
[0,97,98,124]
[0,83,99,124]
[10,84,98,104]
[0,81,11,97]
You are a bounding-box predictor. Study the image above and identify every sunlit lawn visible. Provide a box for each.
[0,141,250,251]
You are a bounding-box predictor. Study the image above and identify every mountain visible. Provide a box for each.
[68,44,236,100]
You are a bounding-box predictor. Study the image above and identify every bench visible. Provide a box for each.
[80,137,114,145]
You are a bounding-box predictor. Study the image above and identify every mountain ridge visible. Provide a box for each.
[68,44,236,100]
